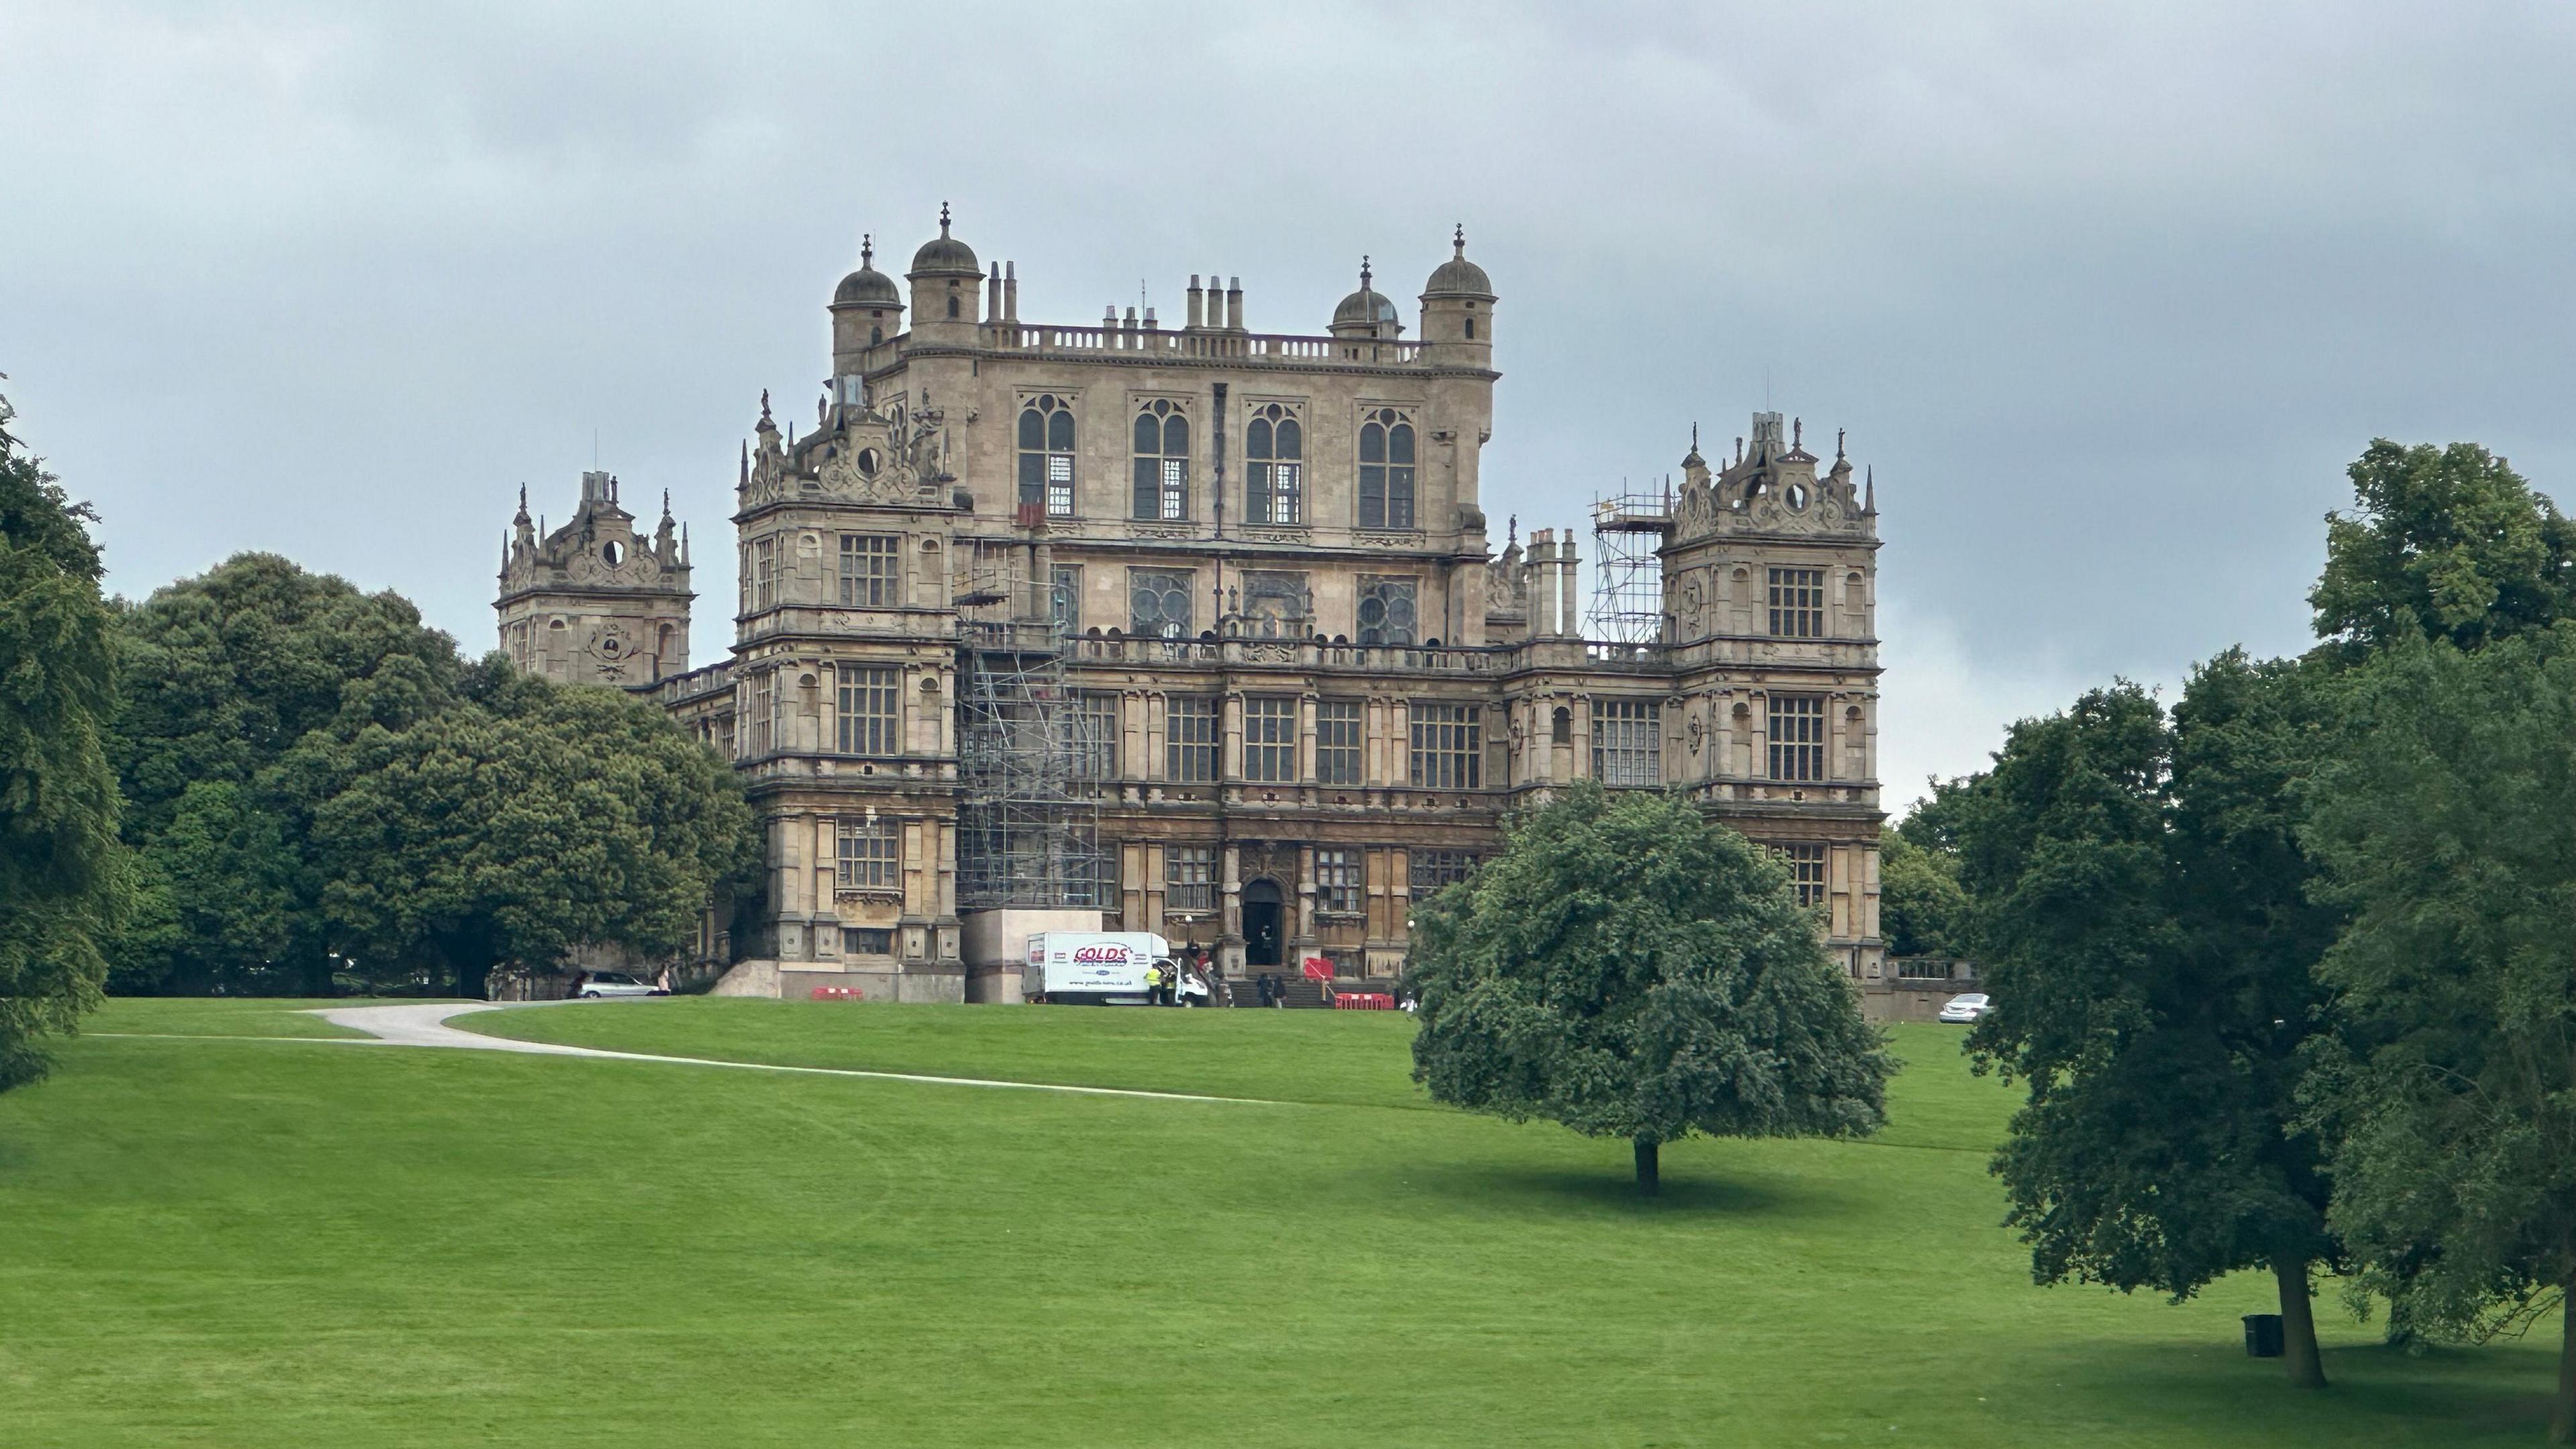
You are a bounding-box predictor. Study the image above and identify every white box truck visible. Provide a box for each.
[1023,931,1173,1004]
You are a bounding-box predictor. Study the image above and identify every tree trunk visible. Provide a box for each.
[2273,1256,2326,1390]
[1633,1138,1660,1197]
[2553,1273,2576,1445]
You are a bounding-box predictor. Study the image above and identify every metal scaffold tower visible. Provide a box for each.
[1589,485,1674,645]
[953,541,1106,911]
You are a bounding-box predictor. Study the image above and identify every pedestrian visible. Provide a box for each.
[1255,973,1274,1008]
[1144,960,1165,1006]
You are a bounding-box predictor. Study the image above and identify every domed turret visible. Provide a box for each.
[834,235,902,307]
[1416,225,1497,360]
[1421,225,1493,300]
[829,233,906,374]
[908,203,981,278]
[1328,257,1401,339]
[907,203,982,333]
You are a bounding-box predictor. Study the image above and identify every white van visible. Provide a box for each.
[1024,931,1173,1004]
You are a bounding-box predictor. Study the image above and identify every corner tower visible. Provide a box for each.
[496,471,694,685]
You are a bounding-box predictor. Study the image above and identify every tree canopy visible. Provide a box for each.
[1408,783,1892,1195]
[102,554,756,998]
[2311,440,2576,657]
[1953,661,2344,1387]
[314,662,757,999]
[2300,630,2576,1439]
[1880,828,1969,960]
[0,390,126,1091]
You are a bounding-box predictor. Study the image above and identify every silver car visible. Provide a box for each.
[572,971,661,1000]
[1937,992,1991,1024]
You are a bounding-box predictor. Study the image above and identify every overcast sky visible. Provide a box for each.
[7,1,2573,810]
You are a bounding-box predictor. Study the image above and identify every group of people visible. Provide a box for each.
[1139,948,1222,1007]
[1132,953,1419,1011]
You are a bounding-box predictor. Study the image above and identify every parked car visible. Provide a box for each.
[572,971,662,1000]
[1937,992,1991,1024]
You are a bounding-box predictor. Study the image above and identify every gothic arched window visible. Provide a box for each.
[1018,394,1076,516]
[1359,407,1415,529]
[1245,402,1303,525]
[1132,398,1189,521]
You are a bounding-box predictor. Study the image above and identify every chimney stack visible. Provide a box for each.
[1226,276,1244,330]
[1187,275,1204,329]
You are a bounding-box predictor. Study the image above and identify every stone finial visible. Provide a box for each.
[861,233,873,268]
[1359,255,1372,291]
[1793,417,1803,449]
[759,389,773,424]
[1836,427,1846,461]
[1507,513,1517,546]
[1864,466,1876,514]
[938,201,951,236]
[1452,223,1466,256]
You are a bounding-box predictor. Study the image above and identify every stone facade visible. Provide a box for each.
[496,470,692,686]
[498,213,1887,1001]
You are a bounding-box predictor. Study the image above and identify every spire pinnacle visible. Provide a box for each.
[1452,223,1465,257]
[1359,255,1373,291]
[861,232,873,268]
[938,201,951,237]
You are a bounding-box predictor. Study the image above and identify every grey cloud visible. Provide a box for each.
[6,0,2571,808]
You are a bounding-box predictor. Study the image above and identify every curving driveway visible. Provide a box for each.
[302,1000,1276,1105]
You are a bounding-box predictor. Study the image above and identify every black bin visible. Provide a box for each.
[2243,1313,2284,1358]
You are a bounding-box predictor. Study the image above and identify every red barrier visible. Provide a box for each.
[810,985,865,1001]
[1334,992,1395,1010]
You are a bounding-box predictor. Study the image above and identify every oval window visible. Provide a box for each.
[602,541,625,566]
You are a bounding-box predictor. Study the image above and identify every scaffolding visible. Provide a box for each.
[1589,486,1674,645]
[953,542,1107,912]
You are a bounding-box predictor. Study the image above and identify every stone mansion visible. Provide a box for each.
[495,210,1886,1002]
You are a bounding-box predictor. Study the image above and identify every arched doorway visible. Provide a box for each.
[1242,878,1285,967]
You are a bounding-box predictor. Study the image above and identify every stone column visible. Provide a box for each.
[1219,843,1245,973]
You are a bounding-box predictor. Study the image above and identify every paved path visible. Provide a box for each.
[288,1000,1282,1106]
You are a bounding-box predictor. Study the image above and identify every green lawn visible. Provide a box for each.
[82,996,409,1040]
[0,1000,2555,1447]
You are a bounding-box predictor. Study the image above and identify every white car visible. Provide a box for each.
[572,971,661,1000]
[1937,993,1991,1024]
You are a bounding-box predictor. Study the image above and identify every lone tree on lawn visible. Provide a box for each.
[1407,783,1893,1195]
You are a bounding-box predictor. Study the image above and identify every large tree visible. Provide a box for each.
[0,390,127,1091]
[105,553,460,994]
[1957,667,2343,1388]
[313,662,757,999]
[2311,439,2576,658]
[2300,631,2576,1440]
[1408,783,1892,1195]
